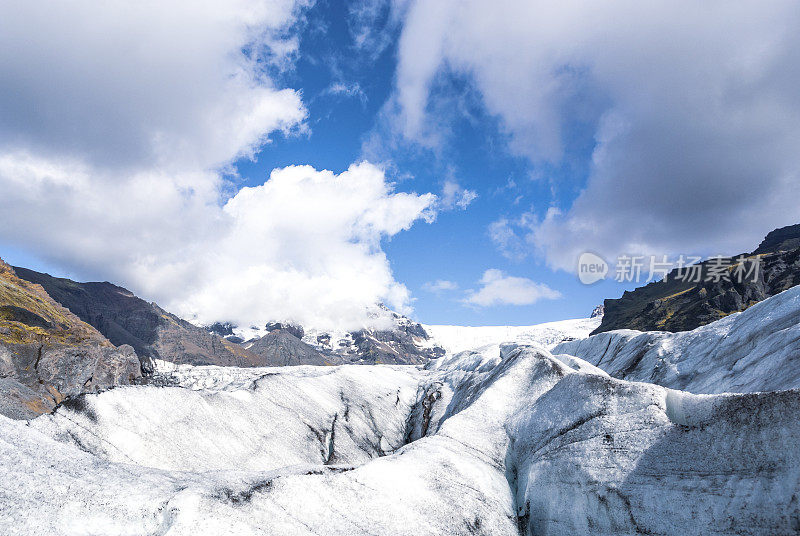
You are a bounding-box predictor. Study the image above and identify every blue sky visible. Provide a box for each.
[230,0,632,325]
[2,0,798,329]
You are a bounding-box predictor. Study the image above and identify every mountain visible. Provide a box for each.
[0,259,140,419]
[3,304,799,534]
[13,266,447,368]
[12,266,269,370]
[593,223,800,334]
[243,328,331,366]
[236,308,447,365]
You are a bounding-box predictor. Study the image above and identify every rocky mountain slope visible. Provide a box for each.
[2,309,799,534]
[13,266,268,369]
[593,223,800,334]
[0,259,140,419]
[244,328,331,366]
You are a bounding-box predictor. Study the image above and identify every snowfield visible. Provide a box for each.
[1,294,800,534]
[424,316,600,356]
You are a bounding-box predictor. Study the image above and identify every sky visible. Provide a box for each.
[1,0,799,329]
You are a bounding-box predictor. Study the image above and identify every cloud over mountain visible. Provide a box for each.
[0,0,436,330]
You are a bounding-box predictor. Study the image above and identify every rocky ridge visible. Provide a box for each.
[593,223,800,334]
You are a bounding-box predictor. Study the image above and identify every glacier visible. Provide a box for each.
[553,285,800,393]
[1,291,799,534]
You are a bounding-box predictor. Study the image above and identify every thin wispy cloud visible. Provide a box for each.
[422,279,459,293]
[440,180,477,210]
[324,82,368,103]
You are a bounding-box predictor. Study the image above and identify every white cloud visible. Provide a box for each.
[422,279,459,293]
[440,180,477,210]
[388,0,800,268]
[176,162,436,329]
[0,156,435,330]
[464,269,561,307]
[347,0,409,60]
[0,1,438,331]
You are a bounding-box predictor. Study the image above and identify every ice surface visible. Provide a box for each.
[2,297,800,534]
[32,363,424,472]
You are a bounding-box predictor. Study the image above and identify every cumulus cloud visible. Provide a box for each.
[174,163,436,328]
[0,155,435,330]
[464,269,561,307]
[0,0,437,330]
[422,279,459,293]
[388,0,800,269]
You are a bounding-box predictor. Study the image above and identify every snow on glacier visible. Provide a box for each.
[554,285,800,393]
[1,340,799,534]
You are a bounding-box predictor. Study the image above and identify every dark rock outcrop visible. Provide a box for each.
[593,224,800,334]
[753,223,800,255]
[0,259,141,419]
[242,309,445,366]
[325,310,445,365]
[265,322,304,340]
[206,322,235,337]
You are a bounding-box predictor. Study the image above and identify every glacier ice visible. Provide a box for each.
[1,292,800,534]
[0,346,797,533]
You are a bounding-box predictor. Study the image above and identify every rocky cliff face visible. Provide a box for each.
[0,259,141,419]
[593,223,800,334]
